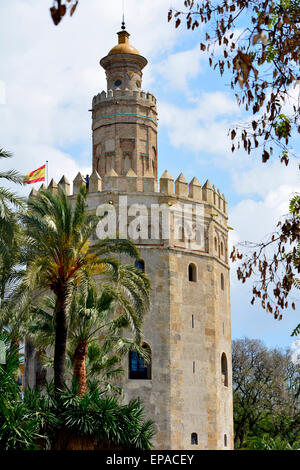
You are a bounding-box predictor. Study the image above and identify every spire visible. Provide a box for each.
[121,0,126,30]
[121,9,126,30]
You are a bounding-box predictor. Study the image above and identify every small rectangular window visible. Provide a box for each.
[193,361,195,373]
[192,315,194,328]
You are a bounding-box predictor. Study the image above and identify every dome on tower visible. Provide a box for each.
[107,30,140,56]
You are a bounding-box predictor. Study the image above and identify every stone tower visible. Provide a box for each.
[26,27,234,450]
[92,28,158,191]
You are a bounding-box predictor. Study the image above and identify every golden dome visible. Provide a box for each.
[108,30,140,56]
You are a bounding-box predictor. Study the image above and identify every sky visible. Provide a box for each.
[0,0,299,352]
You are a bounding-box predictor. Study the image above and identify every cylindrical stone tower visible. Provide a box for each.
[92,28,158,190]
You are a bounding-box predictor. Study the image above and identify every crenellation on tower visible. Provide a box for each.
[48,178,58,194]
[188,177,201,200]
[222,193,227,214]
[73,172,85,195]
[143,174,157,193]
[29,187,37,198]
[43,171,228,219]
[202,179,214,203]
[92,88,157,108]
[103,168,119,191]
[175,173,188,197]
[39,183,47,192]
[89,170,102,193]
[126,168,137,192]
[159,170,174,195]
[58,175,70,195]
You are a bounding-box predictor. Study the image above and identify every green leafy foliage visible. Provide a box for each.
[244,434,300,450]
[53,388,155,450]
[0,333,44,450]
[2,380,155,451]
[233,338,300,449]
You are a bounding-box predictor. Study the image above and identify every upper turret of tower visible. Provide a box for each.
[107,30,140,56]
[100,28,148,92]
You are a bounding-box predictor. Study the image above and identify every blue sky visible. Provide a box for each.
[0,0,299,351]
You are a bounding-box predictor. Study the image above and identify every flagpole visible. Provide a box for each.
[46,160,48,186]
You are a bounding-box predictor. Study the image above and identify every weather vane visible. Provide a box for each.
[121,0,126,30]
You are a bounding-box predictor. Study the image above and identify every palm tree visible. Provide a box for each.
[0,148,24,222]
[27,275,150,396]
[19,185,150,393]
[0,147,25,311]
[0,148,27,353]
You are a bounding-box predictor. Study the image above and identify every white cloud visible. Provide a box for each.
[232,159,300,198]
[228,184,299,258]
[155,46,204,92]
[159,91,240,155]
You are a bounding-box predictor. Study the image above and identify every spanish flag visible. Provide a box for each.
[24,164,46,184]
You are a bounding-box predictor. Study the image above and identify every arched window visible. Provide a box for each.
[152,146,157,179]
[221,273,225,290]
[221,353,228,387]
[214,237,218,251]
[135,259,145,272]
[191,433,198,445]
[179,226,185,242]
[129,343,151,380]
[220,241,224,256]
[188,263,197,282]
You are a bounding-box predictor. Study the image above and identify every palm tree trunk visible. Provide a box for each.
[54,292,68,393]
[73,340,88,396]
